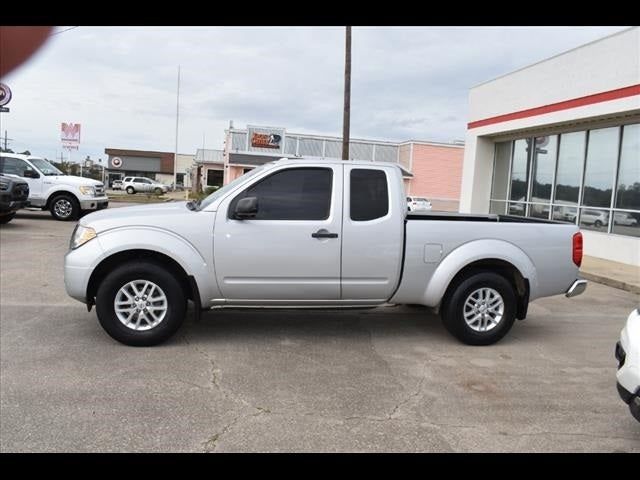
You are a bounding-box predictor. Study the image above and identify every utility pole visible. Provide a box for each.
[173,65,181,191]
[342,26,352,161]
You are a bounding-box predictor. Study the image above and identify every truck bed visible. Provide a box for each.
[407,211,563,224]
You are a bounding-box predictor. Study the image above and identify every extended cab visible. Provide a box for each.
[0,173,29,224]
[0,153,108,221]
[64,158,587,346]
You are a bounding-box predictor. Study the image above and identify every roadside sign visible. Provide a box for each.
[0,83,12,107]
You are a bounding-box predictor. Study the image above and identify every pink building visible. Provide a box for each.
[196,124,465,211]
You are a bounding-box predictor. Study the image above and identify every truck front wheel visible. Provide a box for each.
[441,271,517,346]
[95,261,187,346]
[50,194,80,221]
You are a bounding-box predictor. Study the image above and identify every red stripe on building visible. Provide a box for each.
[467,84,640,129]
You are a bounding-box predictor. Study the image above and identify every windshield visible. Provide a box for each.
[196,165,268,211]
[29,158,63,176]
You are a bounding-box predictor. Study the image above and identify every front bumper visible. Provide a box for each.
[64,237,105,303]
[615,338,640,423]
[79,196,109,211]
[0,199,27,213]
[565,279,587,298]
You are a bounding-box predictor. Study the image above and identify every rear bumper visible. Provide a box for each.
[565,279,587,298]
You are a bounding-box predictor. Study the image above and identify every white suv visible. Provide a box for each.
[407,196,432,212]
[616,308,640,423]
[0,153,108,221]
[122,177,169,195]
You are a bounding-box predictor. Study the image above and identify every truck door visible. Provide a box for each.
[213,165,343,300]
[0,156,41,199]
[341,165,404,301]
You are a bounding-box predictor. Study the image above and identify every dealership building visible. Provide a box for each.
[104,148,195,188]
[194,124,464,211]
[461,27,639,266]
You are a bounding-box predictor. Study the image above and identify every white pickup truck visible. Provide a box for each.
[64,158,587,346]
[0,153,108,221]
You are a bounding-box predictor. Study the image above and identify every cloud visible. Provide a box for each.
[0,26,628,161]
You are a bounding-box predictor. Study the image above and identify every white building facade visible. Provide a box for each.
[461,27,640,266]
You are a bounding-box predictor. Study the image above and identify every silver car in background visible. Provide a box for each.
[407,196,432,211]
[122,177,169,195]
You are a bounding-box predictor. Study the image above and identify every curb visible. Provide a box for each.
[580,271,640,295]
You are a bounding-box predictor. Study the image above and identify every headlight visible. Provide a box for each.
[70,225,97,250]
[78,186,96,196]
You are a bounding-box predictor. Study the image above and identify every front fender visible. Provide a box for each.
[422,239,538,306]
[94,226,219,304]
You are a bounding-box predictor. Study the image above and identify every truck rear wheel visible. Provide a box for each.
[50,193,79,221]
[95,261,187,346]
[441,271,517,346]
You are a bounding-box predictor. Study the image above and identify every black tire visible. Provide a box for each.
[50,193,80,221]
[441,271,517,346]
[0,212,16,224]
[154,187,163,195]
[594,220,603,228]
[126,186,135,194]
[95,261,187,346]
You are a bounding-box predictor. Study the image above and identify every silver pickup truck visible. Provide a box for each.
[64,158,587,346]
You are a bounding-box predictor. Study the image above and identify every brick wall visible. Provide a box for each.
[408,144,464,206]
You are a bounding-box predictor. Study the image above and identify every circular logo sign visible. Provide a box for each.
[112,157,123,168]
[0,83,12,107]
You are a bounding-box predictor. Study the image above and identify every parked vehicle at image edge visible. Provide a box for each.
[64,158,587,347]
[580,209,609,228]
[0,173,29,224]
[615,308,640,423]
[111,179,123,190]
[407,196,432,212]
[614,212,638,227]
[0,153,108,221]
[122,176,169,195]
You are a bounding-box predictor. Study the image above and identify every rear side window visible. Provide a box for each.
[230,167,333,220]
[350,169,389,221]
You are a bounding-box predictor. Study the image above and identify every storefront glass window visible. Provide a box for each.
[509,139,530,201]
[491,142,511,202]
[615,123,639,211]
[531,135,557,203]
[554,131,585,205]
[582,127,618,208]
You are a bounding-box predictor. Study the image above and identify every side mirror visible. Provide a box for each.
[235,197,258,219]
[23,169,40,179]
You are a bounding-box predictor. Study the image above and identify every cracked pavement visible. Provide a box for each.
[1,208,639,452]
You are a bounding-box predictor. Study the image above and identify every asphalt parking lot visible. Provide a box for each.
[1,206,639,452]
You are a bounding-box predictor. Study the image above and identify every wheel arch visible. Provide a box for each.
[423,239,537,318]
[45,189,79,209]
[440,258,530,320]
[86,249,201,312]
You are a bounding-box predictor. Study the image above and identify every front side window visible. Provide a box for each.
[229,167,333,220]
[0,157,37,176]
[28,158,62,176]
[350,169,388,221]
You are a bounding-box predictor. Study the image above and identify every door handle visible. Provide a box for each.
[311,229,338,239]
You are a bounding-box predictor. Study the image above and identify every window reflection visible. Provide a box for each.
[582,127,618,208]
[552,205,577,223]
[529,203,551,219]
[612,210,640,237]
[508,202,525,216]
[510,139,530,201]
[554,132,585,204]
[615,124,639,211]
[579,208,609,232]
[491,142,511,201]
[531,135,557,203]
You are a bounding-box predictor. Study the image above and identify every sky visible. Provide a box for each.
[0,26,629,164]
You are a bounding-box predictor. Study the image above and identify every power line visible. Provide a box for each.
[50,26,79,36]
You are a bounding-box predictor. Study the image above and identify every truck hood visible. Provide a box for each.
[81,201,193,232]
[45,175,103,187]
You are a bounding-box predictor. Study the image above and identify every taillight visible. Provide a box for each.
[572,232,583,267]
